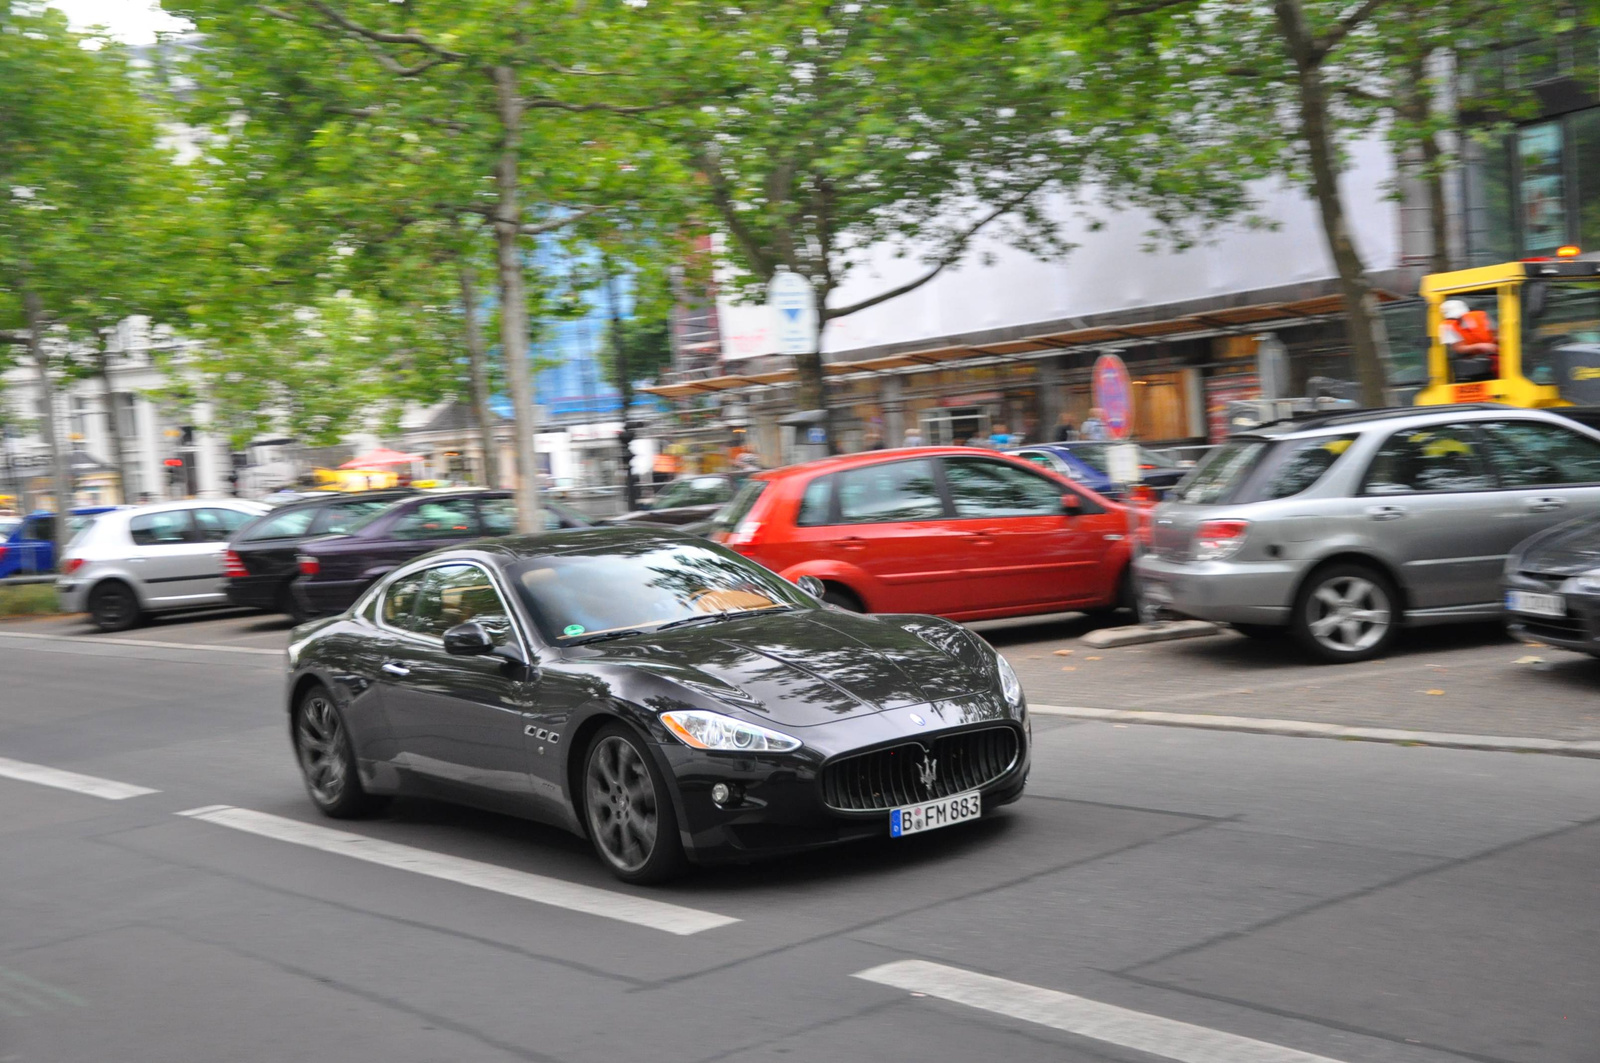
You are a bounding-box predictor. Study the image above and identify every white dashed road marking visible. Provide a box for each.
[854,959,1353,1063]
[177,806,739,936]
[0,631,282,656]
[0,755,159,800]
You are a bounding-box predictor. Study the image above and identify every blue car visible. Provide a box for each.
[1009,442,1188,498]
[0,507,121,577]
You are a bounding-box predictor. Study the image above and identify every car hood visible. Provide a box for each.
[578,609,996,728]
[1521,517,1600,576]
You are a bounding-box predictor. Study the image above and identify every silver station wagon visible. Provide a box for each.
[1136,405,1600,662]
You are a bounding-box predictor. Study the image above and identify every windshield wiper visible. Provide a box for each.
[565,628,648,645]
[654,605,797,632]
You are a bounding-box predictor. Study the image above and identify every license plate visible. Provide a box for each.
[890,790,981,837]
[1507,590,1565,618]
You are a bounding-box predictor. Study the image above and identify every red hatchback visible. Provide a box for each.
[711,447,1134,621]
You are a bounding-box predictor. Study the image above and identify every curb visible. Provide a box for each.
[1079,620,1220,649]
[1030,704,1600,759]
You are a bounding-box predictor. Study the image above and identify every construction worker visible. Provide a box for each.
[1440,299,1500,377]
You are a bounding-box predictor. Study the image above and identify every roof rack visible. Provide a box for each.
[1249,403,1511,433]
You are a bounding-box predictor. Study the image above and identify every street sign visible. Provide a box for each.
[806,427,827,445]
[1092,353,1134,440]
[768,271,818,356]
[1105,442,1141,488]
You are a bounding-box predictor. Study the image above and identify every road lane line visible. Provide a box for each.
[1029,704,1600,758]
[176,806,738,936]
[0,756,159,800]
[0,631,282,656]
[854,959,1351,1063]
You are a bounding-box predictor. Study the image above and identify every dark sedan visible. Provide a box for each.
[291,490,590,619]
[285,527,1030,882]
[1011,442,1187,498]
[1503,515,1600,657]
[225,490,415,620]
[604,473,747,527]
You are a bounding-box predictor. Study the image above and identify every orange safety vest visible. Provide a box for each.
[1454,310,1497,349]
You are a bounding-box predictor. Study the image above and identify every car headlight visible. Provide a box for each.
[1560,569,1600,596]
[996,653,1023,709]
[660,709,801,753]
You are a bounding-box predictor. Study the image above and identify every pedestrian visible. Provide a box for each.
[902,427,924,447]
[862,427,885,450]
[1081,407,1110,441]
[1053,411,1078,442]
[988,422,1012,447]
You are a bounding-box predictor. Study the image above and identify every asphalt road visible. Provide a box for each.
[1,611,1596,1063]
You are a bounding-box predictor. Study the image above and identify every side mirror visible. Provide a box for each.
[1061,493,1083,516]
[794,574,826,599]
[442,620,495,656]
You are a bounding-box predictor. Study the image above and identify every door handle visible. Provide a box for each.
[127,557,145,563]
[380,661,411,677]
[838,536,867,551]
[1365,505,1406,521]
[1525,496,1569,512]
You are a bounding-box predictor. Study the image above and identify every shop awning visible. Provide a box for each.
[641,291,1395,400]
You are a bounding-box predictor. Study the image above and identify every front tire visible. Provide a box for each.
[821,583,865,612]
[1291,563,1398,663]
[292,684,385,818]
[88,580,140,632]
[582,724,685,884]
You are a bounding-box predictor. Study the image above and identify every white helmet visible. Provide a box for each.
[1440,299,1470,320]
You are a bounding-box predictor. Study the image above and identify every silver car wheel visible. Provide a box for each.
[295,694,349,805]
[584,735,659,874]
[1306,575,1391,654]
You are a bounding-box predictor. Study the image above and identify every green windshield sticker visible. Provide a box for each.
[563,624,585,637]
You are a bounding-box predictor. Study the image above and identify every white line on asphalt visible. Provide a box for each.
[854,959,1351,1063]
[0,631,282,656]
[176,806,739,936]
[0,755,159,800]
[1029,704,1600,758]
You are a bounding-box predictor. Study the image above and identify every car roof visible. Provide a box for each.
[268,490,414,512]
[754,446,1026,481]
[1236,403,1589,441]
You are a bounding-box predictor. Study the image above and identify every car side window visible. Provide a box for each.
[835,459,944,523]
[1016,451,1060,474]
[795,475,833,526]
[316,501,387,535]
[22,516,54,541]
[943,458,1063,518]
[1479,420,1600,487]
[193,508,251,542]
[241,508,317,542]
[1258,434,1359,501]
[391,499,479,541]
[129,510,193,546]
[652,476,729,509]
[1362,423,1494,495]
[412,564,513,643]
[382,572,426,631]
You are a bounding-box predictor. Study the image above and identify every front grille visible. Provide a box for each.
[820,726,1019,812]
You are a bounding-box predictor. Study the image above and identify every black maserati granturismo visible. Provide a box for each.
[285,527,1030,882]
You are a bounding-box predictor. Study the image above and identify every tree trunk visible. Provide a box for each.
[605,265,639,510]
[458,255,500,489]
[1421,127,1451,276]
[1275,0,1390,409]
[492,65,542,533]
[25,293,73,564]
[97,342,134,504]
[801,290,838,454]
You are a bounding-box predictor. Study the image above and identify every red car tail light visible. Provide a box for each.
[298,554,320,576]
[223,549,248,578]
[725,520,764,547]
[61,556,84,576]
[1193,519,1250,562]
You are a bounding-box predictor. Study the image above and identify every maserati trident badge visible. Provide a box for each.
[917,756,938,792]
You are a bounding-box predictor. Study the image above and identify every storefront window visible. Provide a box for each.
[1576,110,1600,251]
[1518,122,1566,254]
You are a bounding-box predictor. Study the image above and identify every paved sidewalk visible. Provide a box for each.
[981,614,1600,744]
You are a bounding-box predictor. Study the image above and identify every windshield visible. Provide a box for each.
[709,479,768,532]
[511,539,811,642]
[1069,442,1176,471]
[1524,281,1600,386]
[1171,440,1268,504]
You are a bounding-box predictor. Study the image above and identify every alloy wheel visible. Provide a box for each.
[92,585,135,630]
[295,694,349,805]
[1306,575,1391,654]
[584,735,659,874]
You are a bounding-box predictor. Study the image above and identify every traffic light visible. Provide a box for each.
[179,426,195,446]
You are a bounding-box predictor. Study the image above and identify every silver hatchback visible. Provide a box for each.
[57,499,268,631]
[1136,405,1600,661]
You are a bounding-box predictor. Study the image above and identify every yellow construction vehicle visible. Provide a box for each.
[1414,245,1600,408]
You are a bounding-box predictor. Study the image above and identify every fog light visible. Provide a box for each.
[711,783,732,806]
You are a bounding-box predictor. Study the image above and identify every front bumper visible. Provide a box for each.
[660,695,1031,865]
[1135,554,1306,626]
[1502,573,1600,656]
